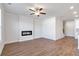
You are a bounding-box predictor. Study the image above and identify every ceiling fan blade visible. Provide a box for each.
[30,13,35,15]
[29,9,35,12]
[39,8,43,11]
[40,12,46,15]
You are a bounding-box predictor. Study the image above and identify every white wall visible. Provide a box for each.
[5,13,34,43]
[19,15,33,41]
[4,13,42,43]
[34,19,42,38]
[41,17,64,40]
[74,19,79,49]
[56,18,64,39]
[0,4,5,55]
[64,21,75,37]
[74,19,79,39]
[41,17,56,40]
[5,12,19,43]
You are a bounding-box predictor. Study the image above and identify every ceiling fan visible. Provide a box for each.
[29,7,46,17]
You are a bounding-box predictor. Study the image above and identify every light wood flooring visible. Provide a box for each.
[1,37,78,56]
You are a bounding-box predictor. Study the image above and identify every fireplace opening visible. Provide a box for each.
[21,31,32,36]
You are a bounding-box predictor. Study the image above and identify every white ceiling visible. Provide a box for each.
[3,3,79,20]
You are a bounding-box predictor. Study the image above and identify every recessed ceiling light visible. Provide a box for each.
[70,6,74,10]
[75,15,79,17]
[73,11,77,14]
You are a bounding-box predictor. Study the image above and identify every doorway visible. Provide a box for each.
[63,20,75,37]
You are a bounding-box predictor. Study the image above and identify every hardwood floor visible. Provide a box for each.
[1,37,78,56]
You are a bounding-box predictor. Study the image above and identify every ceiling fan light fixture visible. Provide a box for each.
[30,7,35,10]
[29,5,46,17]
[35,12,40,15]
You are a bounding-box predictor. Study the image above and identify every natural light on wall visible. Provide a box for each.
[0,9,1,41]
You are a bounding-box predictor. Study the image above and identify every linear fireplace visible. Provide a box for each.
[21,31,32,36]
